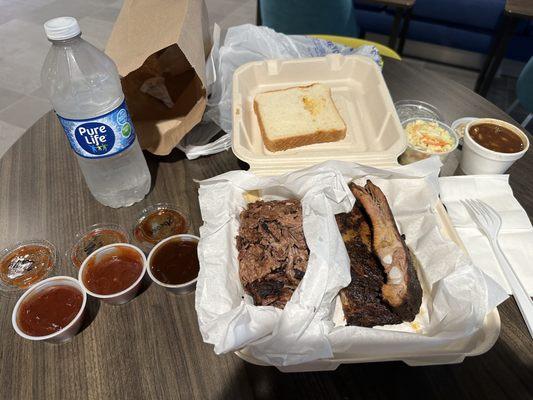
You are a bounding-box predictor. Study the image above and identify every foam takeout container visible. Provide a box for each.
[232,54,407,175]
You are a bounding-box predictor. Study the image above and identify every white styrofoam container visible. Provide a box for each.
[232,54,407,175]
[234,201,501,371]
[231,56,500,370]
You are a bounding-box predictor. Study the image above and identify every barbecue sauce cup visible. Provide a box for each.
[79,243,146,305]
[12,276,87,343]
[146,234,199,294]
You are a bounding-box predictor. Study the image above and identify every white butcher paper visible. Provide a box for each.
[195,157,507,366]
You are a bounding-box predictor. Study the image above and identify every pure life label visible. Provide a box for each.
[57,100,135,158]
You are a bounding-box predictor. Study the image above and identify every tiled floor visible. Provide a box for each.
[0,0,529,157]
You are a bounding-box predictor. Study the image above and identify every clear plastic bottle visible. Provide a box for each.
[41,17,150,208]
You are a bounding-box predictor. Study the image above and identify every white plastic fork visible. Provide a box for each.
[462,199,533,338]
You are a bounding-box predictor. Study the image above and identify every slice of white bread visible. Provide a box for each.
[253,83,347,152]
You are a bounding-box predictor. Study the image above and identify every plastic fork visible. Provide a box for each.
[462,199,533,338]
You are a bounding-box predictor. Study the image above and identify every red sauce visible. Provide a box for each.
[83,246,143,295]
[17,285,83,337]
[0,244,54,289]
[469,123,525,153]
[150,239,199,285]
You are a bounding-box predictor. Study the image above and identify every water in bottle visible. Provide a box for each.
[41,16,151,208]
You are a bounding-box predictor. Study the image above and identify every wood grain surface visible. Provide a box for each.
[505,0,533,19]
[0,59,532,400]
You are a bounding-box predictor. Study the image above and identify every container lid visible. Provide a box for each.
[0,240,57,296]
[394,100,444,124]
[69,223,130,269]
[44,17,81,41]
[232,55,406,176]
[451,117,477,140]
[133,203,189,252]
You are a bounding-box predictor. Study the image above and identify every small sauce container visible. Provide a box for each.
[69,223,129,269]
[133,203,189,252]
[460,118,529,174]
[399,118,458,165]
[79,243,146,305]
[12,276,86,343]
[146,234,199,294]
[0,240,57,297]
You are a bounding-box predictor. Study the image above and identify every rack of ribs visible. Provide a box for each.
[336,204,402,327]
[349,181,422,322]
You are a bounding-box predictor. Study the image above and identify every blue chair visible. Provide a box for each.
[507,56,533,128]
[258,0,360,38]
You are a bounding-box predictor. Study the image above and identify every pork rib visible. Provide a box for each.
[349,181,422,321]
[336,206,402,327]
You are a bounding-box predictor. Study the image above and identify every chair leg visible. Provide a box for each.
[521,113,532,128]
[506,99,519,114]
[256,0,262,26]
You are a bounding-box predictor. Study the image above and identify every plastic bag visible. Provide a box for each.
[179,23,382,159]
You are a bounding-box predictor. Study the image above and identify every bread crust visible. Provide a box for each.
[253,84,347,152]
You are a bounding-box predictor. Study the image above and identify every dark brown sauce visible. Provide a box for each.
[0,245,54,289]
[134,209,188,245]
[469,123,525,153]
[17,285,83,336]
[83,246,143,295]
[150,239,199,285]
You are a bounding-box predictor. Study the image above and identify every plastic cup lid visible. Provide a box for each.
[69,223,130,269]
[0,240,57,296]
[133,203,189,252]
[44,17,81,41]
[394,100,444,123]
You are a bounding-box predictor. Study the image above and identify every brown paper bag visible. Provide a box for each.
[106,0,210,155]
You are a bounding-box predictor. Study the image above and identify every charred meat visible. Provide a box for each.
[236,200,308,308]
[336,205,402,327]
[349,181,422,321]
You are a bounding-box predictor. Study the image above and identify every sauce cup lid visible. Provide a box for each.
[0,239,57,297]
[402,118,458,155]
[68,223,130,269]
[11,276,86,341]
[146,234,200,289]
[133,203,190,252]
[78,243,147,299]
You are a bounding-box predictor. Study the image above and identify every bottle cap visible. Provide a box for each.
[44,17,81,41]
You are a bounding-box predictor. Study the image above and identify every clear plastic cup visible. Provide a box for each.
[79,243,147,305]
[460,118,530,174]
[399,118,458,165]
[12,276,87,343]
[146,234,199,295]
[0,240,57,298]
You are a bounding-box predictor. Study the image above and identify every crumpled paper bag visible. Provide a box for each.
[195,158,507,366]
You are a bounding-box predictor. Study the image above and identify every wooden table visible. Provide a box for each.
[1,59,532,400]
[474,0,533,96]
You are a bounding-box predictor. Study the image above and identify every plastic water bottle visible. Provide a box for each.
[41,17,151,208]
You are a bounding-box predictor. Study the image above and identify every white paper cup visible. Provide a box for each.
[460,118,529,174]
[146,234,199,295]
[79,243,146,305]
[12,276,87,343]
